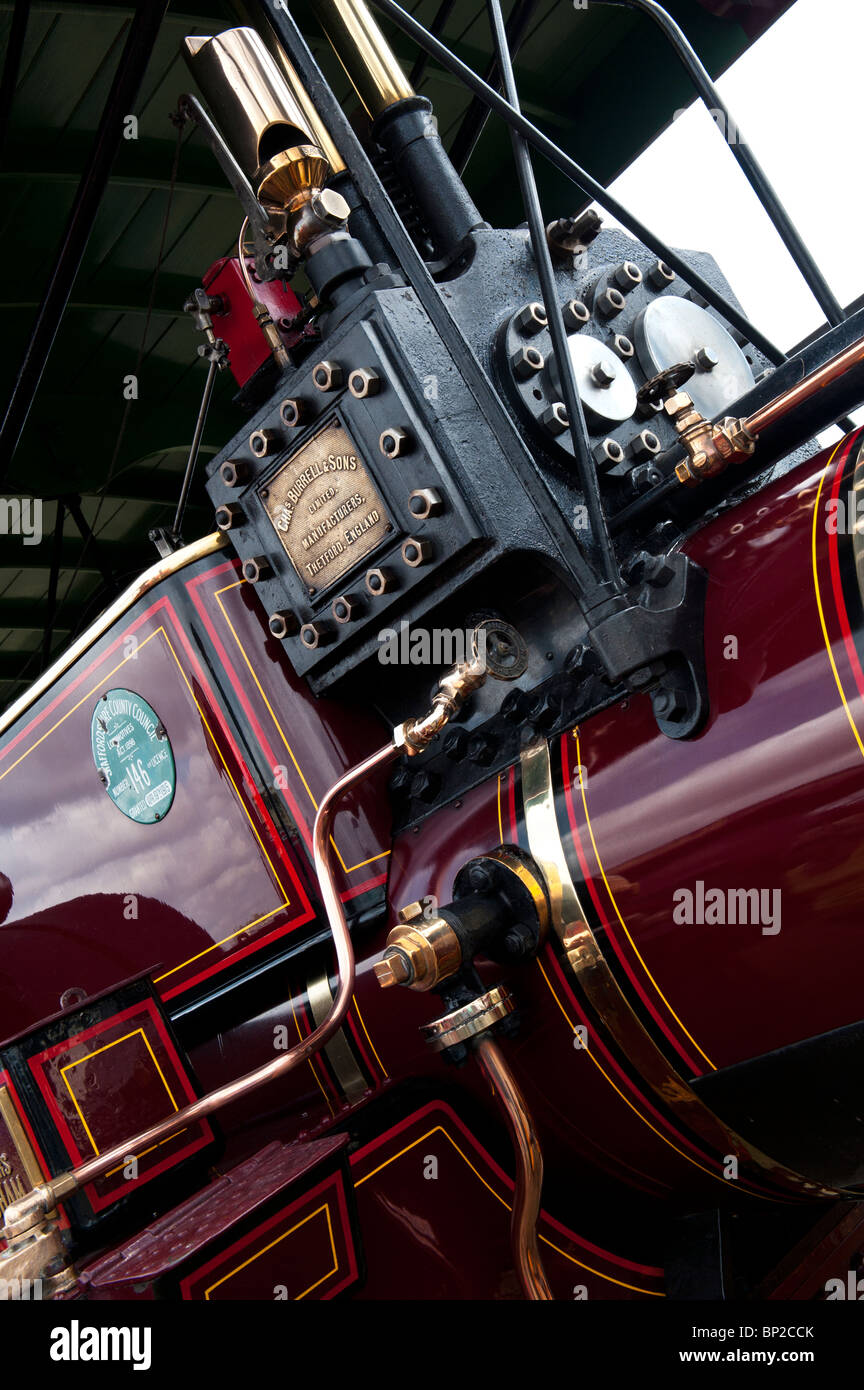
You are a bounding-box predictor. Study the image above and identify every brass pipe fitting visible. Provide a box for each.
[374,914,462,991]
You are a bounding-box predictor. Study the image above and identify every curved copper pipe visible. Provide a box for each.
[746,334,864,436]
[37,742,398,1201]
[474,1036,553,1300]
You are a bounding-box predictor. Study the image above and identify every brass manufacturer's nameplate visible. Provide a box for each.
[260,420,391,589]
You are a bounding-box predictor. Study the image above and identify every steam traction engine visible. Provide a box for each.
[2,0,864,1303]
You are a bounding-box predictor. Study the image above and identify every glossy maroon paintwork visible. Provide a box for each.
[4,432,862,1296]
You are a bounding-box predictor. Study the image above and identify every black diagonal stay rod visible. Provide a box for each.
[590,0,843,327]
[370,0,784,366]
[486,0,622,593]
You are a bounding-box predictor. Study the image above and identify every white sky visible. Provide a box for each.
[602,0,860,353]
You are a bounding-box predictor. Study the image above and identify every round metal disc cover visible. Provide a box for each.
[634,297,755,418]
[564,335,638,428]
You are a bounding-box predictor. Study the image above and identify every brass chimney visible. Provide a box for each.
[184,27,333,207]
[309,0,414,118]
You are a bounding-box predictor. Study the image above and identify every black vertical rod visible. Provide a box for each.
[371,0,784,365]
[449,0,538,176]
[590,0,843,326]
[486,0,623,592]
[173,354,219,539]
[0,1,169,478]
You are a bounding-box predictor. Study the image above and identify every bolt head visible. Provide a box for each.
[332,594,360,623]
[215,503,243,531]
[591,359,617,388]
[596,286,625,319]
[220,459,247,487]
[542,402,569,435]
[243,555,272,583]
[313,360,342,391]
[310,188,350,227]
[695,346,719,372]
[401,537,432,568]
[515,301,547,336]
[280,398,305,427]
[648,260,676,289]
[269,610,299,639]
[511,345,544,380]
[593,437,624,470]
[349,367,381,398]
[249,428,279,457]
[366,566,395,595]
[562,299,590,331]
[300,621,334,649]
[408,488,443,519]
[379,427,409,457]
[628,429,662,460]
[613,261,643,292]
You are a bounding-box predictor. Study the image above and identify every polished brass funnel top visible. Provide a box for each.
[184,27,332,206]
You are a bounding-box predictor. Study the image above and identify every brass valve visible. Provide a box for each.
[373,907,462,992]
[637,362,755,488]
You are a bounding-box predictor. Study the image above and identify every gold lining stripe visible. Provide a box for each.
[354,1123,662,1295]
[573,729,715,1070]
[811,439,864,759]
[520,739,842,1201]
[213,578,390,875]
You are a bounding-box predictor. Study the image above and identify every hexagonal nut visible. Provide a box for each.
[541,402,569,435]
[694,346,719,373]
[653,686,689,724]
[269,609,299,639]
[365,566,396,596]
[300,621,334,649]
[593,437,625,471]
[515,301,547,336]
[242,555,272,583]
[401,537,432,568]
[408,488,444,519]
[510,344,544,380]
[648,260,676,289]
[332,593,361,624]
[397,900,426,924]
[628,429,662,460]
[373,954,410,989]
[379,427,409,458]
[215,503,244,532]
[611,334,634,360]
[562,299,589,331]
[310,187,350,227]
[312,360,343,391]
[280,397,305,427]
[613,260,643,293]
[249,428,279,457]
[595,286,626,319]
[467,733,495,766]
[219,459,248,487]
[349,367,381,398]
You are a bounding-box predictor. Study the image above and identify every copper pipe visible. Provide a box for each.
[32,742,399,1202]
[746,334,864,437]
[474,1037,553,1300]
